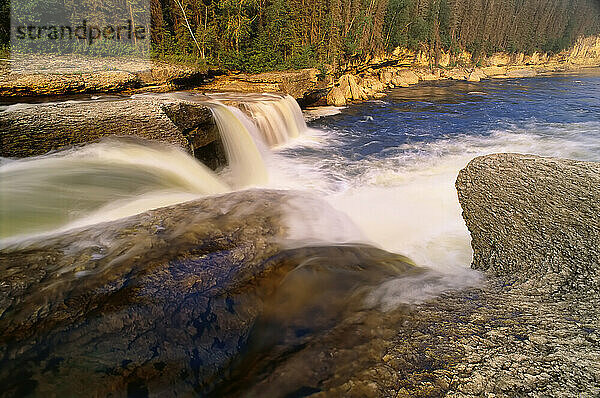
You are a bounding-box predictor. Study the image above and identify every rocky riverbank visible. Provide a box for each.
[2,35,598,104]
[0,55,327,102]
[325,35,600,106]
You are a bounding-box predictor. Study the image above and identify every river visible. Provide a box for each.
[1,68,599,396]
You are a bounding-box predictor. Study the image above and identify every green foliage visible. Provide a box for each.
[2,0,600,72]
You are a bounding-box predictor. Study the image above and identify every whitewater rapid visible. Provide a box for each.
[3,78,600,307]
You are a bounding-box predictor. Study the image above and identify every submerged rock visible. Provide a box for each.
[456,153,600,296]
[0,189,416,397]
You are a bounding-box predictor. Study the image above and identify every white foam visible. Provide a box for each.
[303,106,345,121]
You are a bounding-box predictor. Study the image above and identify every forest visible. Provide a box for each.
[2,0,600,72]
[151,0,600,71]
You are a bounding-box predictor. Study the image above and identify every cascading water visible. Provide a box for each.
[206,93,309,147]
[206,102,268,186]
[0,93,311,247]
[0,139,230,245]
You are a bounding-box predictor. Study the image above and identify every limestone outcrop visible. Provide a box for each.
[0,96,225,167]
[324,34,600,106]
[456,153,600,296]
[0,57,208,97]
[567,35,600,66]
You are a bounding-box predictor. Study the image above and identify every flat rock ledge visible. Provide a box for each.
[0,96,226,167]
[456,153,599,297]
[0,57,209,97]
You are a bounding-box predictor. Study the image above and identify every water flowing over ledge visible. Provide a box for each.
[0,93,310,245]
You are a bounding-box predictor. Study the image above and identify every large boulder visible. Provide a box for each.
[348,74,368,100]
[379,68,395,85]
[456,153,600,296]
[467,68,487,82]
[359,75,385,97]
[326,85,347,106]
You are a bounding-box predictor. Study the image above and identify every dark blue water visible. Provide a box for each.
[307,69,600,161]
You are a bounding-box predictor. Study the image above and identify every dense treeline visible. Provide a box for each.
[152,0,600,71]
[1,0,599,71]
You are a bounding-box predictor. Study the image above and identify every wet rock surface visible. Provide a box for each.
[300,280,599,398]
[0,189,418,397]
[0,190,289,396]
[0,96,224,166]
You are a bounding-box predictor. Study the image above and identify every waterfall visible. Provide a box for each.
[207,103,268,186]
[0,138,229,244]
[207,94,309,147]
[0,93,307,245]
